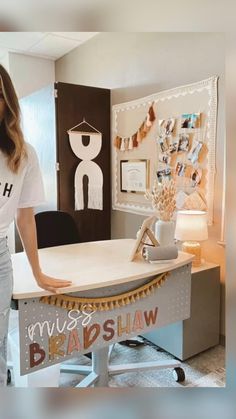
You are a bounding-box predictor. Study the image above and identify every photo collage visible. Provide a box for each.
[156,113,205,192]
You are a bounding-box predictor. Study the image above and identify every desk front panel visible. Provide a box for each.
[18,263,191,375]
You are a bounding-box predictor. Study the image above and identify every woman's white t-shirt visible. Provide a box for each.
[0,143,45,238]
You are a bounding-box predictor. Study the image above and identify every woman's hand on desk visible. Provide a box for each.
[15,208,72,293]
[34,272,72,293]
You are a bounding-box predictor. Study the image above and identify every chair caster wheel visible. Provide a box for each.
[172,367,185,382]
[7,369,11,385]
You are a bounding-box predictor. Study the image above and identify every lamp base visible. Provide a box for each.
[182,241,201,267]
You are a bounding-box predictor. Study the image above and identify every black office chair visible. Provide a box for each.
[35,210,80,248]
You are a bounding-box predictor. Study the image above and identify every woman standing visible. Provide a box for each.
[0,64,72,386]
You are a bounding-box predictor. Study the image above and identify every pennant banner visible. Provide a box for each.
[114,103,156,151]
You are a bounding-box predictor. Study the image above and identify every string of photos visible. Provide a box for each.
[113,107,207,211]
[113,103,156,151]
[156,112,208,211]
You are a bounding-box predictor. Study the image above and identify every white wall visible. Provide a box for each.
[55,32,225,335]
[2,52,56,253]
[0,53,10,71]
[8,52,55,98]
[226,31,236,368]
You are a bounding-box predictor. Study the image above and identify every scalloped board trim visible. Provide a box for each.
[112,76,218,225]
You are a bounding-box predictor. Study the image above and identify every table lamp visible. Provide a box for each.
[175,210,208,267]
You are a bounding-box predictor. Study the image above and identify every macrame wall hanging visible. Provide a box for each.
[68,119,103,211]
[40,272,168,312]
[113,103,156,151]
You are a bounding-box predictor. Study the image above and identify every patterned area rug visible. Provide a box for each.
[59,340,225,388]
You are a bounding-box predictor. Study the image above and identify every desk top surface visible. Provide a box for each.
[12,239,193,299]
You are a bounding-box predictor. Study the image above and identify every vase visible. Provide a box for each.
[154,219,175,246]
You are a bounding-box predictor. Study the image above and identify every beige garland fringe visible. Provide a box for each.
[40,272,169,312]
[114,103,156,151]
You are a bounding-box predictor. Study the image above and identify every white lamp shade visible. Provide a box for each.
[175,210,208,241]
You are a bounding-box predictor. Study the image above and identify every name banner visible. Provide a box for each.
[18,264,191,375]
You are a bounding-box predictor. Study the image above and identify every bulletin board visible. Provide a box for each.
[112,76,218,224]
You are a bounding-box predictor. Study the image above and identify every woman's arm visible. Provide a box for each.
[16,207,72,293]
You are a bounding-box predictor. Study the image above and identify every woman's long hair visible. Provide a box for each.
[0,64,27,173]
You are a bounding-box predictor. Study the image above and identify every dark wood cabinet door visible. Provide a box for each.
[55,82,111,242]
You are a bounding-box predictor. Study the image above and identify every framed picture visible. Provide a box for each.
[120,159,150,193]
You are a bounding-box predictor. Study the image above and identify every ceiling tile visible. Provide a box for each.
[51,32,99,42]
[0,32,99,60]
[0,32,46,51]
[28,33,81,59]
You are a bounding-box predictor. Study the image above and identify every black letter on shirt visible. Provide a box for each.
[3,183,13,197]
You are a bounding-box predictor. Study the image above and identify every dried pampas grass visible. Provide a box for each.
[145,179,176,221]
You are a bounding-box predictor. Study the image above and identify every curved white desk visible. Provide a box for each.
[11,239,193,387]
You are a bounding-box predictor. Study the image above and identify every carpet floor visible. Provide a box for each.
[59,339,225,388]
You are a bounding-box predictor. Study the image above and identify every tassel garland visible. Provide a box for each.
[40,271,169,312]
